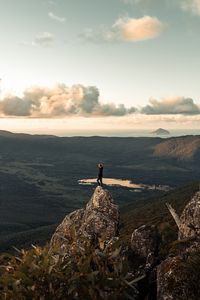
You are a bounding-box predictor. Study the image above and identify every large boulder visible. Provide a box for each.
[49,186,119,254]
[179,191,200,239]
[157,252,200,300]
[157,190,200,300]
[131,225,159,269]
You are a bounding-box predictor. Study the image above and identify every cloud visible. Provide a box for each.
[0,96,32,116]
[141,97,200,115]
[1,85,199,119]
[80,16,165,43]
[33,32,54,47]
[48,12,66,23]
[181,0,200,15]
[116,16,164,41]
[20,32,54,47]
[0,84,136,118]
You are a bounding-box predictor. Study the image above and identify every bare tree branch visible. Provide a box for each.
[166,203,181,230]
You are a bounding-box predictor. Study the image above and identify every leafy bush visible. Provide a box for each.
[0,238,139,300]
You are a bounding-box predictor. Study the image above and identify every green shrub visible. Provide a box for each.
[0,238,139,300]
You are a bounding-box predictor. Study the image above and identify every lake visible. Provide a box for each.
[78,178,170,191]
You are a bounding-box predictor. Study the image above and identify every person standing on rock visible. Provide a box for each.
[97,163,103,186]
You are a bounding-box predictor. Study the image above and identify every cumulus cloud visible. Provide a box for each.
[2,85,199,119]
[0,96,32,116]
[0,84,136,118]
[80,16,165,43]
[116,16,164,41]
[141,97,200,115]
[181,0,200,15]
[48,12,66,23]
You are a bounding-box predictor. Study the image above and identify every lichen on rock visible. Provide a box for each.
[131,225,159,270]
[49,186,119,254]
[179,191,200,239]
[157,190,200,300]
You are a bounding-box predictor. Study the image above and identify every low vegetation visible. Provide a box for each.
[120,181,199,259]
[0,238,139,300]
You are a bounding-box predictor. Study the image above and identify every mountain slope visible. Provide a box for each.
[120,181,199,243]
[0,181,199,253]
[154,136,200,160]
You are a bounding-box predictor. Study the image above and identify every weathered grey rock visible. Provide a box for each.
[131,225,159,269]
[49,208,85,254]
[49,186,119,254]
[157,253,200,300]
[179,191,200,239]
[157,190,200,300]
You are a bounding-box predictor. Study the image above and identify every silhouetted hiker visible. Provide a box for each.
[97,163,103,186]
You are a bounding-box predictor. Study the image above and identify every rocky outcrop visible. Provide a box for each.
[49,185,200,299]
[49,186,119,254]
[157,190,200,300]
[179,191,200,239]
[131,225,159,270]
[157,256,195,300]
[129,190,200,300]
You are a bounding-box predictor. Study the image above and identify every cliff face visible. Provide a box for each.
[50,186,119,254]
[49,186,200,300]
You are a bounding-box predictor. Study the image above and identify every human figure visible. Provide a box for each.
[97,163,103,186]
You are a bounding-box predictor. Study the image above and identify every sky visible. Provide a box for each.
[0,0,200,135]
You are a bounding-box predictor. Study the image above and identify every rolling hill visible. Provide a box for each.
[154,136,200,160]
[0,131,200,252]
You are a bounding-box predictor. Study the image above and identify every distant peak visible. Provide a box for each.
[151,128,170,135]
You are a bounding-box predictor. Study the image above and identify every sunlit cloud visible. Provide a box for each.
[48,12,66,23]
[80,16,165,43]
[1,84,200,119]
[0,84,136,118]
[141,97,200,115]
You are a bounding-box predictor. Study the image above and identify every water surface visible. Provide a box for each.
[78,178,170,191]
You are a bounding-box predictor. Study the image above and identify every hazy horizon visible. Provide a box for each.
[1,127,200,138]
[1,0,200,132]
